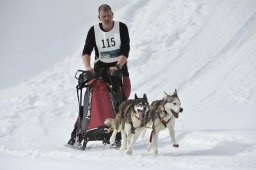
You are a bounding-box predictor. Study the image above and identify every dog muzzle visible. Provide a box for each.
[137,109,146,120]
[171,109,179,118]
[171,107,183,118]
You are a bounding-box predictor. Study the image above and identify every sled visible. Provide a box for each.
[67,68,124,150]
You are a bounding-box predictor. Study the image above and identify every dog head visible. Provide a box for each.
[133,93,150,120]
[163,89,183,118]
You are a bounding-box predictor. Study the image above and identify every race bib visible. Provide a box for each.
[94,21,121,63]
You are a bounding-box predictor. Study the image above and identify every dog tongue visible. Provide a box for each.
[139,111,145,119]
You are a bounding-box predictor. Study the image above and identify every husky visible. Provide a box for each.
[147,89,183,155]
[105,94,150,155]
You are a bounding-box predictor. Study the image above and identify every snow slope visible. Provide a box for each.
[1,0,256,169]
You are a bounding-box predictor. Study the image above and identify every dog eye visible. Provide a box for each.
[173,103,177,105]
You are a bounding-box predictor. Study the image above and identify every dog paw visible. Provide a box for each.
[147,143,154,152]
[148,147,158,155]
[173,144,179,148]
[147,145,151,152]
[150,149,158,156]
[119,146,126,152]
[126,149,132,155]
[109,139,115,145]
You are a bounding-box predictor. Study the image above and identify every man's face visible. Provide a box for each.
[98,10,113,26]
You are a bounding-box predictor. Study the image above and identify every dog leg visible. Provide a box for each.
[109,129,117,145]
[126,128,143,155]
[148,129,159,155]
[120,123,132,152]
[147,130,153,152]
[125,133,133,155]
[120,130,127,152]
[168,121,179,148]
[124,130,133,154]
[140,128,147,139]
[126,131,131,147]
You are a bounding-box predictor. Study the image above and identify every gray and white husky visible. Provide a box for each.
[105,94,150,155]
[147,89,183,155]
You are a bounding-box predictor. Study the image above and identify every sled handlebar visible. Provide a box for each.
[75,68,122,89]
[75,68,122,81]
[75,70,93,80]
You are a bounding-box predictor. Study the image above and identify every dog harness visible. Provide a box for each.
[130,114,146,134]
[158,110,171,127]
[130,122,136,134]
[149,100,172,143]
[149,111,172,143]
[151,100,172,128]
[150,110,172,129]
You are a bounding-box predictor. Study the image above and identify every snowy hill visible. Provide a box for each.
[1,0,256,170]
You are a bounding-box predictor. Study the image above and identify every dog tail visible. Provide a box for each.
[104,118,114,128]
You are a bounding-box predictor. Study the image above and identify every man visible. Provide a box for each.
[67,4,131,147]
[82,4,131,99]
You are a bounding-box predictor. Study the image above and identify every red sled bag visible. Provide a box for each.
[68,68,128,149]
[87,79,115,129]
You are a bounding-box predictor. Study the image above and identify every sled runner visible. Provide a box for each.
[67,68,125,150]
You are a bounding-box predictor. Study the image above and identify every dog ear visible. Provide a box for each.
[173,89,178,97]
[164,91,168,96]
[135,93,138,100]
[143,93,147,101]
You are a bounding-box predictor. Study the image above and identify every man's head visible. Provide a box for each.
[98,4,112,14]
[98,4,114,30]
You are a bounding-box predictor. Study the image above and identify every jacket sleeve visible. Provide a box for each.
[82,26,95,56]
[119,22,130,58]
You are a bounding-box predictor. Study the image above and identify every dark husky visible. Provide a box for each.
[105,94,150,155]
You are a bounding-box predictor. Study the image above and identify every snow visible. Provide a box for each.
[1,0,256,169]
